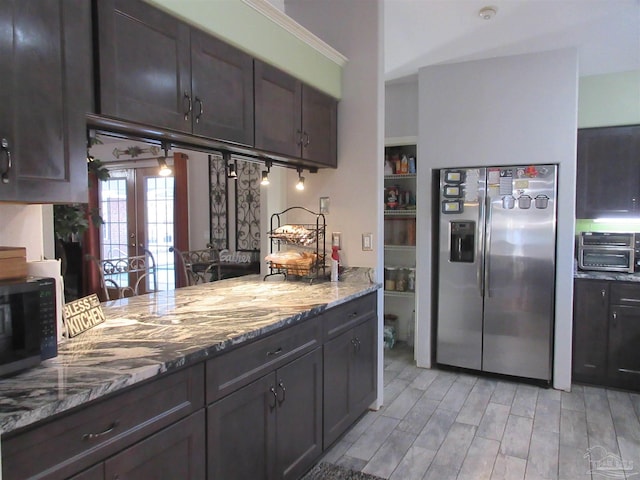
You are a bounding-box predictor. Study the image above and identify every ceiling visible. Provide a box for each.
[384,0,640,83]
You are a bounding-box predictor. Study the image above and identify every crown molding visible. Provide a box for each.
[241,0,348,67]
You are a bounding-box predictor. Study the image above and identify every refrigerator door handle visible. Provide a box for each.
[484,195,492,297]
[478,190,486,298]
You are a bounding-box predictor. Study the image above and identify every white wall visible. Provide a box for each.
[416,49,578,391]
[283,0,385,406]
[385,78,419,140]
[0,204,45,261]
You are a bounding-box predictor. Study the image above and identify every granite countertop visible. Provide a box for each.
[574,270,640,282]
[0,269,379,436]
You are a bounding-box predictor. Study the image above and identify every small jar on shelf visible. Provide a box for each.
[384,266,397,291]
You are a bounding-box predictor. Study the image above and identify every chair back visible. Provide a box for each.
[170,247,221,287]
[87,248,158,301]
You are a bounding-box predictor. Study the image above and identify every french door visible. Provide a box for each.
[99,166,176,293]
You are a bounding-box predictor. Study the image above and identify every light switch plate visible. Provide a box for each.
[362,233,373,251]
[332,232,341,249]
[320,197,330,214]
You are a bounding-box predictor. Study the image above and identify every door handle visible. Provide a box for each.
[269,386,277,409]
[183,91,192,121]
[277,380,286,404]
[1,138,11,184]
[195,96,204,124]
[484,195,492,298]
[82,421,119,441]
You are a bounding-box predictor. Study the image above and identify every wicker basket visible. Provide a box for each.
[269,253,317,276]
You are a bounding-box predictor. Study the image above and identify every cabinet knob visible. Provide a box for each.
[601,289,606,297]
[1,138,11,184]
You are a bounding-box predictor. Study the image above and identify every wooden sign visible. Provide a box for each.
[64,294,106,338]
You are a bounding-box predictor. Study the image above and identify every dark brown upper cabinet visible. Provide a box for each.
[95,0,254,146]
[576,125,640,219]
[0,0,92,203]
[255,60,337,168]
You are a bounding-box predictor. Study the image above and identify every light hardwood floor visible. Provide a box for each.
[320,344,640,480]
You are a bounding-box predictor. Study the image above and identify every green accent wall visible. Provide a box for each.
[146,0,342,99]
[578,70,640,128]
[575,218,640,234]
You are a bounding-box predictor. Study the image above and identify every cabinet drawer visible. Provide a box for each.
[610,282,640,306]
[2,364,204,480]
[206,317,320,403]
[323,293,377,340]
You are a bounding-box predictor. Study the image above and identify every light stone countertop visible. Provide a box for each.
[0,269,379,435]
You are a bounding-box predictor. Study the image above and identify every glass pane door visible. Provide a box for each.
[99,166,176,293]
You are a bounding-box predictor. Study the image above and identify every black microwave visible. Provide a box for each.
[0,277,58,377]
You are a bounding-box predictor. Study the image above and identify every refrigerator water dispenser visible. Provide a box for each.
[450,221,475,263]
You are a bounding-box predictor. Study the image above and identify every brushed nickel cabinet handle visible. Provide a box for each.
[1,138,11,184]
[277,380,286,403]
[82,421,119,441]
[266,347,282,357]
[195,96,204,124]
[183,91,192,121]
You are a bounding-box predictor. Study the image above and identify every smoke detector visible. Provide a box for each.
[478,6,497,20]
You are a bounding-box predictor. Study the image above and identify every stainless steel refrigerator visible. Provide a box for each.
[436,165,557,381]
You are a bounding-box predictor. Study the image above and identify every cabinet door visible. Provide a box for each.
[576,126,640,218]
[572,280,609,384]
[276,348,322,480]
[191,29,254,145]
[609,304,640,391]
[207,373,277,480]
[254,60,302,157]
[0,0,91,203]
[301,86,337,167]
[323,315,377,448]
[105,410,205,480]
[323,328,353,448]
[96,0,191,132]
[350,316,377,418]
[69,464,103,480]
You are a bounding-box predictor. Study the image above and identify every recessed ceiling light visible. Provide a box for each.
[479,6,497,20]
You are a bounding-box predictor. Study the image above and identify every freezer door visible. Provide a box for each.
[482,165,556,380]
[436,168,485,370]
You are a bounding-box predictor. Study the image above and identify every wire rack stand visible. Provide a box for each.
[264,206,326,283]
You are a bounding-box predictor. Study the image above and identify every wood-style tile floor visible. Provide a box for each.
[320,344,640,480]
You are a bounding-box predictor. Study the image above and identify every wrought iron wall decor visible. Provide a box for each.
[208,154,228,250]
[209,154,260,255]
[235,160,260,252]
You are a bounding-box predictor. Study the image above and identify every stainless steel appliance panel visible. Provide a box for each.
[436,168,485,370]
[482,165,557,380]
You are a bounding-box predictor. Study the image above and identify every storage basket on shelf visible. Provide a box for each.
[265,207,326,282]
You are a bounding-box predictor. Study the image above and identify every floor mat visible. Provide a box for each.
[300,462,385,480]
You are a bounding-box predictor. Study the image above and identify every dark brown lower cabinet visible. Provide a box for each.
[573,279,640,391]
[2,295,377,480]
[105,410,205,480]
[323,315,377,448]
[208,348,323,480]
[572,279,609,384]
[608,283,640,390]
[69,411,205,480]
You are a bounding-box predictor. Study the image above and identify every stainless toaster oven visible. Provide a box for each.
[578,232,636,273]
